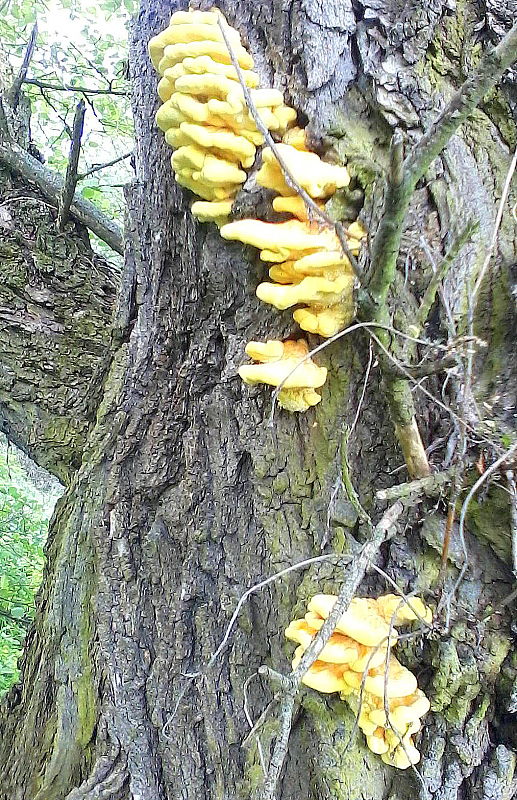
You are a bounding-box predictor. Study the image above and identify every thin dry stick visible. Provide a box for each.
[243,673,267,776]
[57,99,86,231]
[77,150,133,180]
[349,341,374,438]
[366,330,502,452]
[376,466,458,501]
[216,16,362,281]
[268,321,449,425]
[505,469,517,578]
[9,22,38,111]
[417,221,478,328]
[472,146,517,300]
[162,553,354,735]
[23,77,128,96]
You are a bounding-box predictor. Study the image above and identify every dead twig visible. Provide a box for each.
[9,22,38,111]
[77,151,133,181]
[57,99,86,231]
[505,469,517,579]
[440,441,517,616]
[23,77,128,96]
[376,466,458,501]
[417,221,478,328]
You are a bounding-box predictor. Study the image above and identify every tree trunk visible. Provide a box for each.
[0,2,515,800]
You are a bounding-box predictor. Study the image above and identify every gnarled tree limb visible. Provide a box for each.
[0,139,124,254]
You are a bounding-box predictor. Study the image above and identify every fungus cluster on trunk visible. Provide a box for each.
[286,594,432,769]
[148,7,369,412]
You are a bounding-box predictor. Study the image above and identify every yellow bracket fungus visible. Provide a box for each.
[149,8,297,224]
[257,143,350,198]
[286,593,433,769]
[149,9,367,411]
[238,339,327,412]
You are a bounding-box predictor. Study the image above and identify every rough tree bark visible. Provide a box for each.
[0,1,516,800]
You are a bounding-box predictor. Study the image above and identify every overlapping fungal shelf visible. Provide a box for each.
[149,7,367,411]
[286,594,433,769]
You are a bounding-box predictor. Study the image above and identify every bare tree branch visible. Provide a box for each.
[417,221,478,328]
[23,78,128,96]
[0,139,124,254]
[9,22,38,111]
[258,502,403,800]
[77,151,133,180]
[57,99,86,231]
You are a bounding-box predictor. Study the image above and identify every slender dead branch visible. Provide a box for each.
[384,354,458,379]
[77,151,133,180]
[370,22,517,306]
[0,138,124,254]
[363,24,517,478]
[417,221,479,328]
[23,78,129,96]
[217,16,362,280]
[405,25,517,182]
[505,469,517,579]
[9,22,38,111]
[441,441,517,612]
[376,465,459,501]
[57,99,86,231]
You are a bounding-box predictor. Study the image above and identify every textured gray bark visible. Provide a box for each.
[0,165,120,483]
[0,2,515,800]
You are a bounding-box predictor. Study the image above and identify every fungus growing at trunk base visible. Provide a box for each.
[286,593,433,768]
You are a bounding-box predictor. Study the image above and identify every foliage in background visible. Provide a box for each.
[1,0,136,226]
[0,438,62,692]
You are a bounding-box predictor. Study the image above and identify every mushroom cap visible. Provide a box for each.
[219,219,341,262]
[158,40,254,74]
[366,730,391,755]
[303,611,389,671]
[272,195,323,221]
[342,656,418,699]
[291,250,353,278]
[369,689,431,728]
[179,55,260,86]
[268,262,302,285]
[190,199,233,224]
[277,387,323,412]
[293,298,355,338]
[256,275,353,311]
[381,739,421,769]
[257,144,350,198]
[239,339,327,390]
[282,126,309,151]
[291,647,348,693]
[285,619,362,665]
[375,594,433,626]
[307,594,397,647]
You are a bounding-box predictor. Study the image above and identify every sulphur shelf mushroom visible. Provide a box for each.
[285,593,433,768]
[238,339,327,413]
[149,7,297,223]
